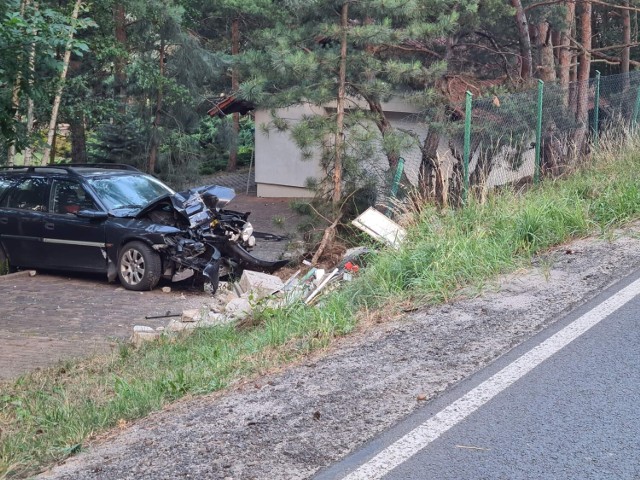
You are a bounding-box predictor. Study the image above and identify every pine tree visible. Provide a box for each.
[186,0,273,171]
[239,0,469,203]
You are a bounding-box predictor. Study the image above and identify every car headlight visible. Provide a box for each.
[241,222,254,242]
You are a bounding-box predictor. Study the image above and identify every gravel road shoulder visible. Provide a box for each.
[40,225,640,480]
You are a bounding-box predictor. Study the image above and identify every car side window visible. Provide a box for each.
[0,177,14,203]
[2,177,49,211]
[51,180,98,215]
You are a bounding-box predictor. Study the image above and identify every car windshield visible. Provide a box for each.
[86,174,174,211]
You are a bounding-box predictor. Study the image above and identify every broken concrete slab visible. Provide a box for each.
[237,270,284,299]
[225,297,253,320]
[167,312,233,333]
[180,309,202,323]
[166,319,198,333]
[132,325,160,346]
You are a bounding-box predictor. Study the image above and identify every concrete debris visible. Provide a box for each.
[166,318,198,333]
[180,309,202,323]
[305,268,340,305]
[162,286,172,293]
[132,325,160,346]
[218,282,240,302]
[201,312,233,327]
[238,270,284,299]
[133,325,155,332]
[28,270,37,277]
[167,311,233,333]
[137,252,370,348]
[277,251,367,306]
[225,297,253,320]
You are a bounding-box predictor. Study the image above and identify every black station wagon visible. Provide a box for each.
[0,164,284,292]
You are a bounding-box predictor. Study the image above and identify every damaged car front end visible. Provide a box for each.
[134,185,287,293]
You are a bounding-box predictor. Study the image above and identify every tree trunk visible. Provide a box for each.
[148,39,165,174]
[49,125,58,165]
[574,0,592,153]
[114,2,127,113]
[43,0,82,165]
[559,0,575,103]
[576,0,591,120]
[23,98,35,166]
[333,1,348,205]
[227,17,240,172]
[535,22,557,81]
[7,0,30,165]
[70,115,87,162]
[23,9,37,167]
[511,0,533,81]
[418,124,443,204]
[365,98,399,169]
[622,0,631,90]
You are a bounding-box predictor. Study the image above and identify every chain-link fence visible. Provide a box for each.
[388,70,640,208]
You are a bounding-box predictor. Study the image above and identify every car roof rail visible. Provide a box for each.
[0,163,141,174]
[0,166,74,174]
[64,163,142,172]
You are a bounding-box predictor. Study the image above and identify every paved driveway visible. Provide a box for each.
[0,272,207,380]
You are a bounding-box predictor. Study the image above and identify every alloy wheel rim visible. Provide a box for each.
[120,248,145,285]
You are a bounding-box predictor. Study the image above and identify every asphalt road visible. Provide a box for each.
[317,269,640,479]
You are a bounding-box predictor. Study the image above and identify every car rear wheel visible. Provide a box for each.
[117,241,161,291]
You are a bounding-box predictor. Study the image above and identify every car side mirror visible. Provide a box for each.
[77,209,109,220]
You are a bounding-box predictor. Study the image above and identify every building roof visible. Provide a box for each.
[207,96,255,118]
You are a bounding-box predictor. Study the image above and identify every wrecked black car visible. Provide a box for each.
[0,164,286,292]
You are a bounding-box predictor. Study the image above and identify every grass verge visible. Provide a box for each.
[4,135,640,478]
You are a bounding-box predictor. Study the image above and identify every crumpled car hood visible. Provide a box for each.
[135,185,236,228]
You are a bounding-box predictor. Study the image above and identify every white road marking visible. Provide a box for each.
[341,277,640,480]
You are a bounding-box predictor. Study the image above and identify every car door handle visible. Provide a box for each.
[45,222,55,231]
[0,217,7,225]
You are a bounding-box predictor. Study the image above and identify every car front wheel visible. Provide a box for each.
[117,241,162,291]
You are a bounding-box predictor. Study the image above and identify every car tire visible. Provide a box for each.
[117,241,162,291]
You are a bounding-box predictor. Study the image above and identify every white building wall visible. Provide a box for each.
[254,105,326,198]
[253,100,533,198]
[254,102,436,198]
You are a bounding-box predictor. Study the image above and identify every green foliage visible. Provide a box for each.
[0,0,94,153]
[198,116,254,175]
[89,115,149,168]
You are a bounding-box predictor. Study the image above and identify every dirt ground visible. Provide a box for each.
[37,222,640,479]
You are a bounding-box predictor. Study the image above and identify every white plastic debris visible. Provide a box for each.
[352,207,406,248]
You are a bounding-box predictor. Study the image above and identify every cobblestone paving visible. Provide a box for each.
[0,272,206,380]
[227,195,304,262]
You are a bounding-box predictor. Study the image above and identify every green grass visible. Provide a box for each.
[4,137,640,478]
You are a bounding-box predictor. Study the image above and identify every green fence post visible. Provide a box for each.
[633,85,640,131]
[592,70,601,147]
[463,91,472,204]
[385,157,405,216]
[534,79,544,185]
